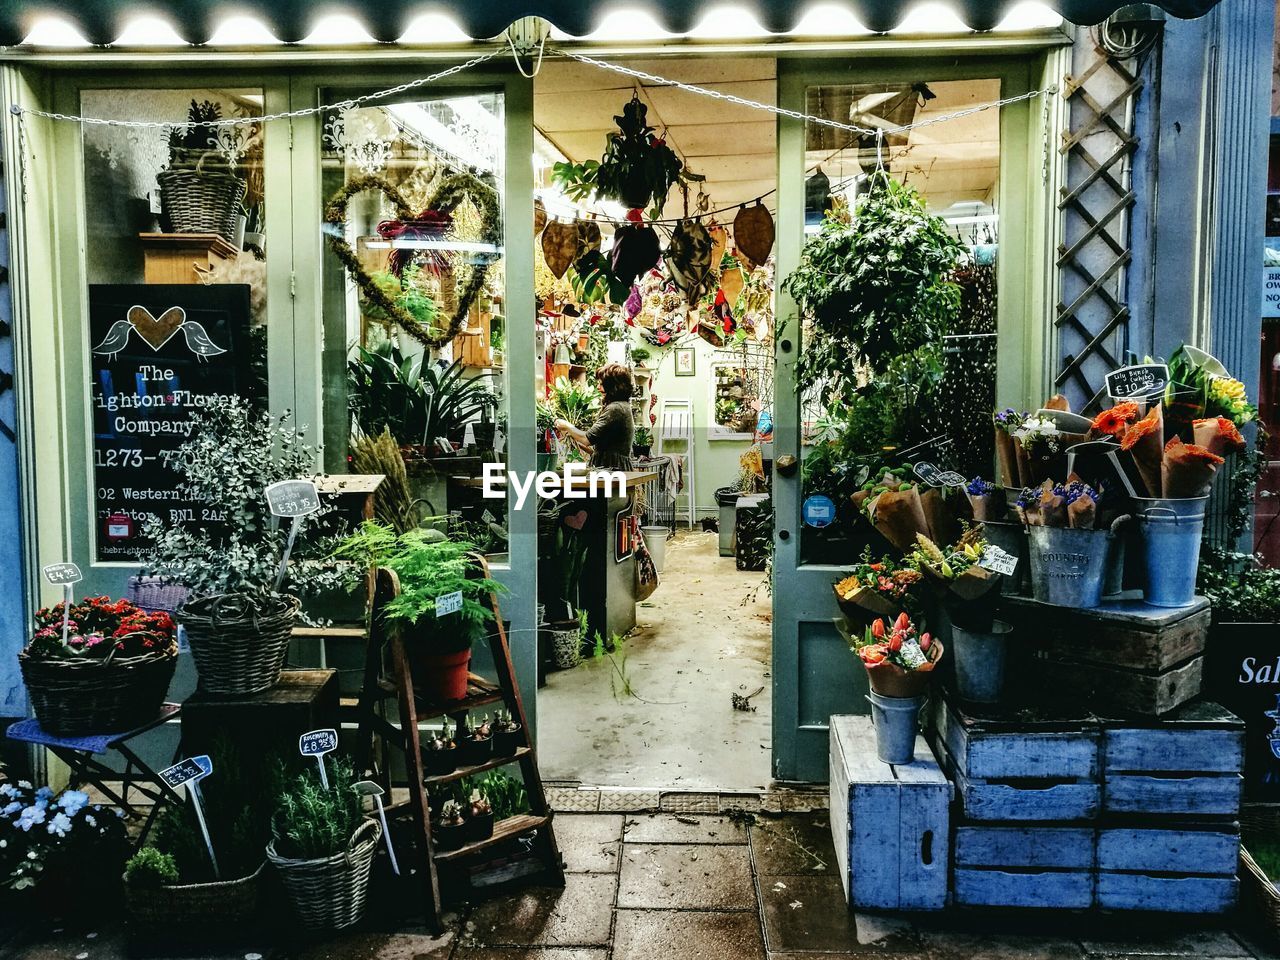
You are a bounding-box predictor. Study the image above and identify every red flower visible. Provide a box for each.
[893,612,911,634]
[920,632,932,651]
[888,634,903,653]
[871,619,886,639]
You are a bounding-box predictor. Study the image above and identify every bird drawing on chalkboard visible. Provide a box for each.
[90,320,134,362]
[180,321,228,361]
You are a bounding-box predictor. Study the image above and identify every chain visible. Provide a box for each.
[8,49,501,128]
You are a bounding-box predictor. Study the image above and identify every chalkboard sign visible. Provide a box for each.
[89,285,254,562]
[266,480,321,519]
[299,728,338,757]
[42,562,83,585]
[1105,363,1168,401]
[160,755,212,790]
[913,462,967,488]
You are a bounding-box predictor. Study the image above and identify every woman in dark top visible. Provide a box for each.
[555,363,634,471]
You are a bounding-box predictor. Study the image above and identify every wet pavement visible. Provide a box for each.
[4,811,1279,960]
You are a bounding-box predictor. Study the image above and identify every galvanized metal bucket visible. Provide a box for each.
[951,620,1014,704]
[1133,496,1208,608]
[980,520,1029,594]
[1028,525,1114,609]
[867,692,924,764]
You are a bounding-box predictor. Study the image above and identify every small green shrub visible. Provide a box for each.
[271,757,365,861]
[123,847,180,889]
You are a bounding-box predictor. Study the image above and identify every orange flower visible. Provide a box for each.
[871,618,886,639]
[1119,407,1161,451]
[1091,402,1139,437]
[858,643,888,665]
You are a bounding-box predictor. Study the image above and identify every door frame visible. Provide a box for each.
[771,51,1066,782]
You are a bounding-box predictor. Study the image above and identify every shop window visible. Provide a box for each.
[709,352,771,440]
[320,90,510,559]
[797,78,1000,563]
[81,88,266,563]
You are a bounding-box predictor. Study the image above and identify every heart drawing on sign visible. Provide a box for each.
[563,510,589,531]
[128,306,186,351]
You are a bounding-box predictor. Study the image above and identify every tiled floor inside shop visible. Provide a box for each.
[4,809,1279,960]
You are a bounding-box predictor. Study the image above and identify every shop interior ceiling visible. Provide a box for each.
[534,59,998,224]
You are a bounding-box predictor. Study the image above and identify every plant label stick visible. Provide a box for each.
[160,755,218,878]
[265,479,321,592]
[436,590,463,617]
[42,563,83,649]
[354,780,399,875]
[298,728,338,790]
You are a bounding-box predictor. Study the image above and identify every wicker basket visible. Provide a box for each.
[179,593,299,696]
[157,153,246,245]
[1241,806,1280,941]
[18,647,177,736]
[124,861,264,928]
[268,818,381,932]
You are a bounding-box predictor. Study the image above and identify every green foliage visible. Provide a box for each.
[361,266,440,333]
[551,160,600,204]
[568,250,631,305]
[271,757,365,861]
[596,98,684,216]
[333,521,504,652]
[547,375,600,431]
[142,396,349,610]
[633,425,653,447]
[437,770,530,822]
[348,340,495,448]
[1198,546,1280,623]
[123,847,180,889]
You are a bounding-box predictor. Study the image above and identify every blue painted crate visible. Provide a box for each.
[829,715,950,911]
[952,824,1096,909]
[954,868,1096,909]
[930,695,1100,822]
[1097,825,1239,876]
[1095,874,1238,913]
[1101,702,1244,818]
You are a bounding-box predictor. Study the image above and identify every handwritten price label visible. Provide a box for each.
[1106,363,1168,401]
[979,545,1019,577]
[42,563,83,585]
[299,729,338,757]
[265,479,321,518]
[436,591,463,617]
[160,755,212,790]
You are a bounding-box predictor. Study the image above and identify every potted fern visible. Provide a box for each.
[267,756,380,932]
[333,521,505,703]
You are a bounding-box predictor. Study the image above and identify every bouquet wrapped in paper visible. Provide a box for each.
[993,409,1028,487]
[833,553,923,623]
[965,477,1004,523]
[1162,436,1224,499]
[1192,416,1247,458]
[1119,406,1165,498]
[907,528,1000,602]
[853,612,943,698]
[1088,401,1140,441]
[863,480,933,553]
[920,486,968,549]
[1015,478,1102,530]
[1013,413,1067,486]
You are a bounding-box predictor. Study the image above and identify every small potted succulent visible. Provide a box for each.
[457,714,493,767]
[491,709,523,757]
[466,790,494,842]
[424,719,458,776]
[433,800,467,852]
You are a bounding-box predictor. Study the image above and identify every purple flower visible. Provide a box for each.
[1015,487,1041,510]
[967,477,995,497]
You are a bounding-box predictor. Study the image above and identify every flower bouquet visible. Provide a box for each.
[853,612,942,699]
[833,553,922,624]
[965,477,1005,523]
[906,529,1000,603]
[859,475,932,553]
[18,597,178,736]
[993,408,1028,487]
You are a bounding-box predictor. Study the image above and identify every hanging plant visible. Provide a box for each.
[596,96,683,215]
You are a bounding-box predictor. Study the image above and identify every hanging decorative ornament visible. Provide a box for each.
[534,198,548,237]
[377,209,453,277]
[733,202,775,269]
[576,219,602,260]
[611,213,662,287]
[719,260,745,308]
[804,167,833,227]
[708,222,729,272]
[541,220,577,279]
[664,219,715,307]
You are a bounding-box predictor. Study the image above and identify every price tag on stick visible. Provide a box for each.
[265,479,321,592]
[354,780,399,875]
[160,755,218,879]
[298,728,338,790]
[43,563,83,650]
[979,545,1019,577]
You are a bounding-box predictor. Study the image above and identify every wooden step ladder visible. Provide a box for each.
[355,562,564,931]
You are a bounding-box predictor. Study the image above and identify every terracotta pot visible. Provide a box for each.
[412,648,472,703]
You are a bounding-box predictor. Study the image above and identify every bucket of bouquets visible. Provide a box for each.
[1018,479,1126,609]
[853,613,942,764]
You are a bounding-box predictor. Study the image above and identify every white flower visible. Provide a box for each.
[84,815,97,828]
[47,813,73,838]
[16,805,45,832]
[0,838,7,848]
[26,850,36,860]
[17,781,31,790]
[57,790,89,816]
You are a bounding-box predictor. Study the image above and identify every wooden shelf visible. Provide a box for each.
[434,813,551,863]
[424,747,531,786]
[415,674,507,721]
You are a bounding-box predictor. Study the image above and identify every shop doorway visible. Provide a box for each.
[531,58,778,792]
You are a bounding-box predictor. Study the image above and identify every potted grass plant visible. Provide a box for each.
[333,521,505,703]
[267,756,380,933]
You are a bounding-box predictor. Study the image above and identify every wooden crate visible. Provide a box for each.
[1096,823,1239,915]
[929,694,1100,822]
[1002,594,1209,717]
[1100,702,1244,818]
[953,825,1095,909]
[829,715,950,911]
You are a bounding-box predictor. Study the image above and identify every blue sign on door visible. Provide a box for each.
[802,495,836,528]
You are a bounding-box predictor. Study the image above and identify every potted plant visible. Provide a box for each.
[18,597,177,736]
[491,709,523,757]
[333,521,505,703]
[457,714,493,767]
[633,425,653,459]
[851,613,942,764]
[1,781,130,911]
[157,99,247,245]
[424,718,458,776]
[145,397,345,696]
[267,756,380,933]
[433,800,467,852]
[466,790,494,842]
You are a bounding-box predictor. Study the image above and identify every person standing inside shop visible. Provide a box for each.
[554,363,635,471]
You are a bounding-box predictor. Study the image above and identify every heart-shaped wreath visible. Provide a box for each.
[323,171,501,348]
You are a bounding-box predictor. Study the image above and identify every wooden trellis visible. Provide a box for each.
[1055,49,1144,412]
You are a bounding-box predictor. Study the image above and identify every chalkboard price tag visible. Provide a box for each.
[265,479,321,518]
[42,563,83,586]
[160,755,212,790]
[913,462,967,488]
[481,509,496,524]
[299,728,338,757]
[436,591,464,617]
[1105,363,1168,401]
[980,545,1019,577]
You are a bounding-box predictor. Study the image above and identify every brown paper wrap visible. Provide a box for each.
[863,641,943,698]
[920,488,963,547]
[1120,406,1164,498]
[995,428,1019,488]
[967,493,1002,523]
[1192,416,1247,458]
[1067,494,1097,530]
[1161,436,1223,499]
[869,487,931,553]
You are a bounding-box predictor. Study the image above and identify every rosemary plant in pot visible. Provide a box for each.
[334,521,504,703]
[144,397,346,696]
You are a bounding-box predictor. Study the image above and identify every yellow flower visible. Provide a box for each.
[1210,377,1247,403]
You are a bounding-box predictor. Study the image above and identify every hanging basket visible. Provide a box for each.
[18,647,177,737]
[157,153,247,245]
[178,593,299,696]
[267,819,381,932]
[124,862,265,929]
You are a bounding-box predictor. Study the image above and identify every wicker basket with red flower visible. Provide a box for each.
[18,596,178,735]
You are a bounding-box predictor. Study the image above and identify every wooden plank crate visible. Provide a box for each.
[929,694,1100,822]
[1096,823,1239,913]
[829,715,950,911]
[953,824,1095,909]
[1100,702,1244,818]
[1001,594,1210,717]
